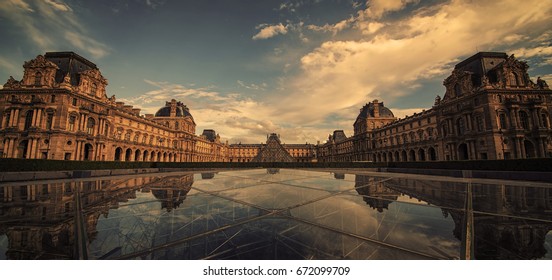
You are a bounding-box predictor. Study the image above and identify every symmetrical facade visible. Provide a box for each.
[318,52,552,162]
[1,51,551,162]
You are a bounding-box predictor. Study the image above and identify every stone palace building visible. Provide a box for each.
[1,51,551,162]
[318,52,552,162]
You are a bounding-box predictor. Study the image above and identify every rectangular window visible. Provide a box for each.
[476,116,484,132]
[46,113,53,130]
[72,98,77,106]
[69,116,76,131]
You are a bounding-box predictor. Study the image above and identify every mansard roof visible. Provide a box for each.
[356,101,395,120]
[154,100,194,119]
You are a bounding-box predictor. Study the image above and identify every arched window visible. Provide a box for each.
[46,112,54,130]
[86,117,95,134]
[509,72,517,86]
[541,112,550,128]
[499,113,507,129]
[442,123,448,137]
[24,110,33,130]
[473,115,483,132]
[519,111,530,130]
[454,83,462,96]
[34,72,42,86]
[104,123,110,136]
[69,115,76,131]
[90,83,97,95]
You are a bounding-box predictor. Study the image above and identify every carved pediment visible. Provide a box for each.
[78,69,109,99]
[442,69,475,102]
[3,76,21,89]
[23,55,58,69]
[80,69,108,85]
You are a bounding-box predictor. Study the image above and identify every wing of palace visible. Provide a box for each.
[1,51,550,162]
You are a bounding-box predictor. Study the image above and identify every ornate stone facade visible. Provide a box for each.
[319,52,552,162]
[0,52,227,162]
[1,51,550,163]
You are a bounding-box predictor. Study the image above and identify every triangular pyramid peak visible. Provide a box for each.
[252,133,294,162]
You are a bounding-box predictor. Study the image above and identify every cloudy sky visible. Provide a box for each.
[1,0,552,144]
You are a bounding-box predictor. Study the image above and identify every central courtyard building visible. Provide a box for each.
[1,51,551,162]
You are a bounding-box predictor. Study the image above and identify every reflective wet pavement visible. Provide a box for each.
[0,168,551,260]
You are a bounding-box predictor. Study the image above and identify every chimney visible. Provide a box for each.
[373,99,380,118]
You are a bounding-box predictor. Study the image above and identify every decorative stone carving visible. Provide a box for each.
[3,76,21,89]
[23,55,59,69]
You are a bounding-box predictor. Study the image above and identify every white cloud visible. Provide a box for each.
[362,0,419,19]
[307,17,355,35]
[509,46,552,58]
[5,0,34,12]
[0,0,110,59]
[44,0,72,12]
[65,31,110,59]
[252,23,288,40]
[237,80,267,91]
[264,0,552,135]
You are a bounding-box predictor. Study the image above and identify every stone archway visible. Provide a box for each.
[409,150,416,162]
[418,148,426,161]
[84,143,93,161]
[401,150,407,162]
[524,140,536,158]
[428,147,437,161]
[18,140,29,159]
[458,143,469,160]
[114,147,123,161]
[135,149,141,162]
[125,148,132,161]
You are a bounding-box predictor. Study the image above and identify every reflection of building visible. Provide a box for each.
[319,52,552,162]
[0,174,193,259]
[355,174,552,259]
[354,175,400,212]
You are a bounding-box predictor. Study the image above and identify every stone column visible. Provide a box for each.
[25,139,33,159]
[9,138,18,158]
[539,138,547,158]
[75,141,81,160]
[514,138,521,158]
[10,109,19,127]
[5,138,13,158]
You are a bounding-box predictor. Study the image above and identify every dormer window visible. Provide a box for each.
[91,83,97,95]
[34,72,42,86]
[454,83,462,96]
